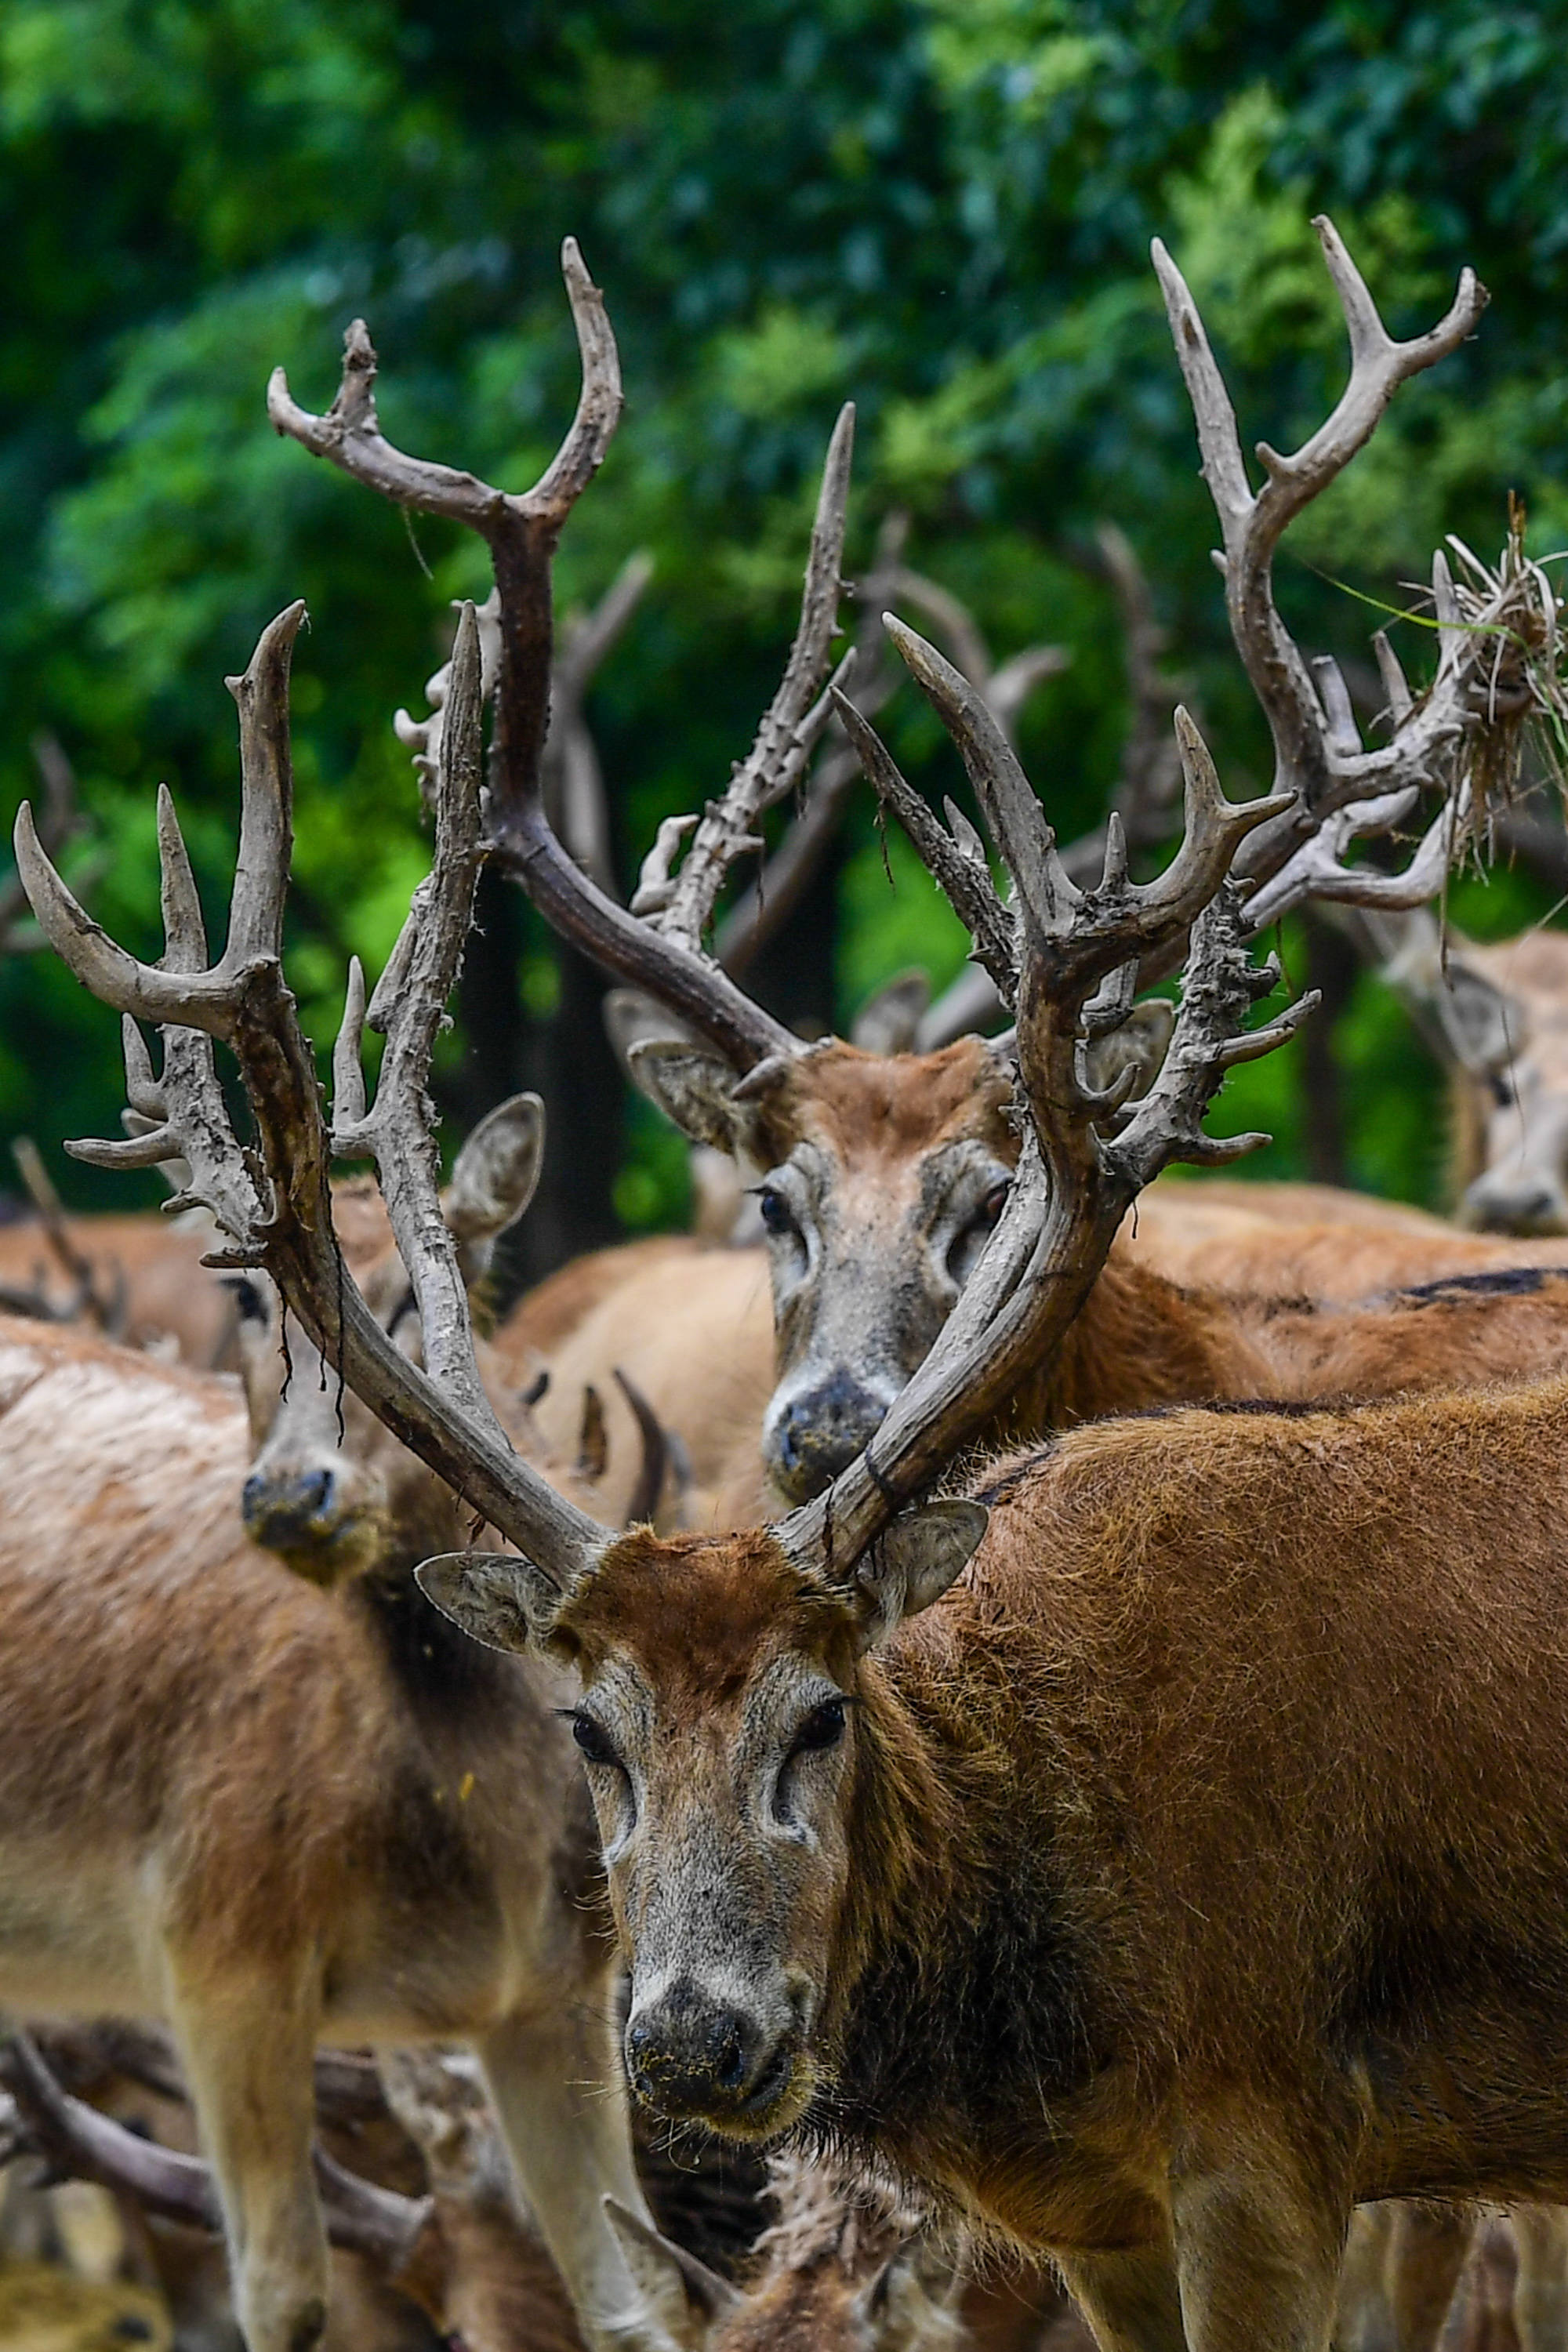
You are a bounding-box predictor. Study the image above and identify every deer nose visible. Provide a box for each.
[241,1466,341,1548]
[624,1984,794,2125]
[768,1373,887,1501]
[1461,1171,1568,1236]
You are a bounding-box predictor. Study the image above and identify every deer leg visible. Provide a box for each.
[1170,2135,1346,2352]
[162,1958,326,2352]
[477,2001,678,2352]
[1512,2205,1568,2352]
[1053,2241,1188,2352]
[1386,2203,1474,2352]
[1334,2202,1396,2351]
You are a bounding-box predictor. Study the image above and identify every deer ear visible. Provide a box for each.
[416,1550,569,1655]
[442,1094,545,1257]
[604,2197,739,2343]
[851,968,931,1055]
[854,1499,988,1649]
[1080,999,1174,1102]
[1439,961,1519,1075]
[626,1040,755,1156]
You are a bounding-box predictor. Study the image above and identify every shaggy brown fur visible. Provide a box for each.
[546,1376,1568,2350]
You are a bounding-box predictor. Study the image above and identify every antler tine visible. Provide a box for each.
[1105,893,1319,1188]
[884,564,1069,752]
[829,688,1017,998]
[333,602,507,1429]
[268,321,506,530]
[394,588,503,810]
[716,508,917,978]
[882,614,1074,934]
[528,236,626,528]
[1246,782,1470,931]
[656,403,855,954]
[224,601,305,964]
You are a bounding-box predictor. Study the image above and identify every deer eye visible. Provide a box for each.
[224,1276,267,1324]
[789,1697,847,1758]
[757,1186,797,1238]
[570,1711,623,1772]
[1489,1071,1514,1109]
[977,1181,1008,1230]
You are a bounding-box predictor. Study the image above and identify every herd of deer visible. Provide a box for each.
[4,213,1568,2352]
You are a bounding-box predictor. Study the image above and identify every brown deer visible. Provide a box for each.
[1335,906,1568,1237]
[36,227,1566,2352]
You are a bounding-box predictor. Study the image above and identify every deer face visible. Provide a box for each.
[1448,936,1568,1236]
[631,1018,1171,1504]
[234,1098,543,1582]
[419,1503,986,2140]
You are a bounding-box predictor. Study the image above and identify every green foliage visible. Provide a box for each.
[2,0,1567,1229]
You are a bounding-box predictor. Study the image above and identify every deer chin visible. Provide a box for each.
[249,1509,390,1591]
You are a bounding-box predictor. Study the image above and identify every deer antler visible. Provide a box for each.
[270,245,796,1071]
[0,734,101,953]
[793,637,1315,1571]
[17,602,615,1596]
[1151,217,1558,920]
[916,525,1186,1052]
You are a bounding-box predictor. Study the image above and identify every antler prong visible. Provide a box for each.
[332,956,368,1136]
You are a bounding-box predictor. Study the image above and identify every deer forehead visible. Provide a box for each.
[561,1528,858,1704]
[765,1039,1013,1167]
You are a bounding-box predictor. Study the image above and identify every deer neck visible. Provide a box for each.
[814,1609,1100,2194]
[347,1550,529,1729]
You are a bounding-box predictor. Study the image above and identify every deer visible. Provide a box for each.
[42,493,1568,2352]
[4,602,708,2352]
[0,1139,235,1364]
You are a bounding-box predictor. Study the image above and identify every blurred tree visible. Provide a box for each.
[0,0,1564,1252]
